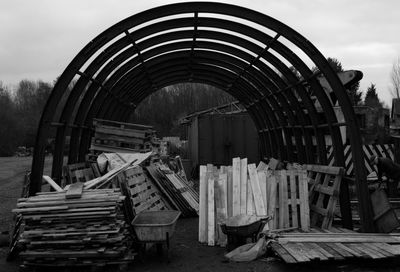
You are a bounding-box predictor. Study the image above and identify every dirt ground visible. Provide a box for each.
[1,157,400,272]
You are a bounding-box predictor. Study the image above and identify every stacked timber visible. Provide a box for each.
[198,158,311,247]
[146,163,199,217]
[13,188,134,268]
[89,118,160,158]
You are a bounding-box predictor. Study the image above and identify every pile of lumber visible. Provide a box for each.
[270,228,400,263]
[198,157,311,247]
[89,118,161,158]
[146,163,199,217]
[13,188,134,268]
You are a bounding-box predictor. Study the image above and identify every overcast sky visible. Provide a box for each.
[1,0,399,106]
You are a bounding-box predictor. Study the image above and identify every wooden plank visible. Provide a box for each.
[227,167,233,218]
[297,242,327,261]
[374,242,400,256]
[248,164,266,216]
[362,243,391,258]
[270,242,297,263]
[42,176,64,192]
[282,243,310,263]
[258,170,268,217]
[207,177,215,246]
[240,158,248,214]
[345,243,372,258]
[298,170,310,231]
[277,236,400,243]
[289,171,298,228]
[279,171,289,228]
[65,182,84,199]
[232,158,241,216]
[267,175,278,229]
[317,243,345,260]
[246,177,254,215]
[216,173,228,247]
[356,243,385,259]
[325,243,353,258]
[333,242,362,258]
[309,242,335,260]
[198,165,208,244]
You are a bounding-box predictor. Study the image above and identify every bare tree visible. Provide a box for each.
[390,57,400,98]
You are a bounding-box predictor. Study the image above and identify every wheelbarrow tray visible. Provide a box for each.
[131,210,181,242]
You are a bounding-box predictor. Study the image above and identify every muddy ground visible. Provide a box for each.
[1,157,400,271]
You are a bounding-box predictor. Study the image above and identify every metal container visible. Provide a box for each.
[131,210,181,242]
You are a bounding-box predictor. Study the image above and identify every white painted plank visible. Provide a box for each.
[248,164,266,216]
[258,170,268,217]
[227,166,233,218]
[198,165,208,243]
[216,173,228,247]
[42,176,63,192]
[240,158,248,214]
[207,177,215,246]
[232,157,241,216]
[247,178,254,215]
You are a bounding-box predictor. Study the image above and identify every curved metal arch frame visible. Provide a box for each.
[31,2,374,231]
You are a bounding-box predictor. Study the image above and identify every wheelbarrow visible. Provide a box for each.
[220,215,271,251]
[131,210,181,261]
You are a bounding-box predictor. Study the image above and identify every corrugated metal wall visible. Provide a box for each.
[188,113,259,167]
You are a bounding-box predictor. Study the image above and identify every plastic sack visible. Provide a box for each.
[224,237,268,262]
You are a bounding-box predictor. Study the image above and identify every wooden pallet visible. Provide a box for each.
[119,166,169,216]
[271,170,310,231]
[306,165,343,229]
[270,227,400,263]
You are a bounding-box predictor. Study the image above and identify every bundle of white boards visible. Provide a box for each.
[198,157,310,247]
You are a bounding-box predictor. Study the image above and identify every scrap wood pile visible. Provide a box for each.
[13,188,134,268]
[269,228,400,263]
[89,118,161,159]
[198,157,344,247]
[146,163,199,217]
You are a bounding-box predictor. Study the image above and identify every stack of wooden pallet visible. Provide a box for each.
[270,227,400,263]
[89,118,160,158]
[198,157,311,247]
[146,163,199,217]
[13,188,134,268]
